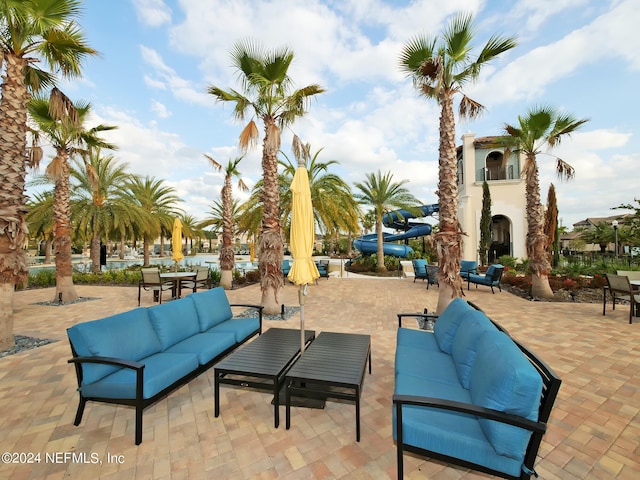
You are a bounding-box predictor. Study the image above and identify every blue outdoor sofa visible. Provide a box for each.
[459,260,478,279]
[394,298,561,479]
[67,287,262,444]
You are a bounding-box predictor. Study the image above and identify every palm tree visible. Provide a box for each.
[179,214,203,256]
[71,150,138,272]
[399,12,517,313]
[28,91,116,302]
[353,170,422,272]
[500,106,588,298]
[204,154,248,289]
[25,190,55,263]
[279,138,360,242]
[125,176,182,267]
[207,39,325,314]
[0,0,96,348]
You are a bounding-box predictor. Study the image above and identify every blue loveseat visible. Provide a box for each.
[67,287,262,444]
[394,299,561,479]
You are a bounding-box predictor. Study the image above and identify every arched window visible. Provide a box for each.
[485,151,505,180]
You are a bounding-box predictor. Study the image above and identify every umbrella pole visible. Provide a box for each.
[299,285,306,353]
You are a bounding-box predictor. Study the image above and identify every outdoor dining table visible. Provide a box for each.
[160,271,196,299]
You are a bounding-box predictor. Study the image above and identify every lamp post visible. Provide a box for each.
[612,220,618,259]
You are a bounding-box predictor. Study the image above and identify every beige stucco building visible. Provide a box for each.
[457,132,527,264]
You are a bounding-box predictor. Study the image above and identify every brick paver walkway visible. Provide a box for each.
[0,276,638,479]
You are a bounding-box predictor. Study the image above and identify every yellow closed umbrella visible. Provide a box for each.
[172,217,184,269]
[288,159,319,353]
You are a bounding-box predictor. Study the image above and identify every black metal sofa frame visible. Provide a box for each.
[68,302,263,445]
[394,303,562,479]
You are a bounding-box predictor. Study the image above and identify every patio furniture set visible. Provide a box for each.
[67,273,560,478]
[67,287,371,446]
[137,265,212,305]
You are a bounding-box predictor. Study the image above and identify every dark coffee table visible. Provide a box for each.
[284,331,371,441]
[214,327,315,428]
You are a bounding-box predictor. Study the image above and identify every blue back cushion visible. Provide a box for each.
[412,259,427,275]
[451,310,498,388]
[433,298,474,354]
[188,287,232,331]
[67,308,161,384]
[468,333,542,459]
[460,260,477,273]
[148,298,201,350]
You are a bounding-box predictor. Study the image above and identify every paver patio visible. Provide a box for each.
[0,275,638,479]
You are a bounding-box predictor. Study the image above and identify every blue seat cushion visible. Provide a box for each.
[67,308,162,384]
[460,260,477,279]
[433,298,474,354]
[393,372,528,478]
[148,298,201,350]
[208,317,260,343]
[451,311,498,388]
[188,287,233,331]
[469,333,542,459]
[165,332,236,365]
[80,352,199,400]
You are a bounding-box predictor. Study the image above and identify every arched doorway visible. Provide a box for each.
[489,214,511,263]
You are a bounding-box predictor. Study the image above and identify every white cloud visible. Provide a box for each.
[151,100,171,119]
[133,0,172,27]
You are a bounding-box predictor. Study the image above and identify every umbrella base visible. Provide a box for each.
[272,384,325,409]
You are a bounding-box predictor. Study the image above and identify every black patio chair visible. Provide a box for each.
[181,266,212,294]
[603,274,639,324]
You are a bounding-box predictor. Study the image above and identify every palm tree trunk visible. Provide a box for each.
[0,54,30,349]
[376,218,386,271]
[44,238,52,264]
[119,234,125,260]
[525,154,554,298]
[258,119,284,314]
[53,157,79,303]
[435,93,463,314]
[143,237,151,267]
[220,179,234,289]
[90,236,100,273]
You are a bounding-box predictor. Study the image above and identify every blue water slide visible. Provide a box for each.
[353,204,438,258]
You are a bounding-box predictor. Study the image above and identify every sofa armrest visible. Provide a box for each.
[397,312,438,328]
[230,303,264,331]
[68,355,144,370]
[392,394,546,434]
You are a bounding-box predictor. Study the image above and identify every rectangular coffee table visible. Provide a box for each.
[214,327,315,428]
[284,331,371,441]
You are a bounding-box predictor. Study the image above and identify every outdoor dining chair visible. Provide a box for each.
[138,267,174,305]
[603,274,639,324]
[180,266,212,294]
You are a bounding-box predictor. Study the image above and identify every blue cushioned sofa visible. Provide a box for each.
[394,299,561,479]
[67,287,262,444]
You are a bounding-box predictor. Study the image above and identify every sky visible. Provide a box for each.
[30,0,640,232]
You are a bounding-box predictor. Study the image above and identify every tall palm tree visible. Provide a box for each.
[500,106,588,298]
[0,0,96,348]
[204,154,248,289]
[353,170,422,272]
[125,176,182,267]
[399,12,517,313]
[179,214,203,256]
[71,150,138,273]
[207,39,325,314]
[28,91,116,302]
